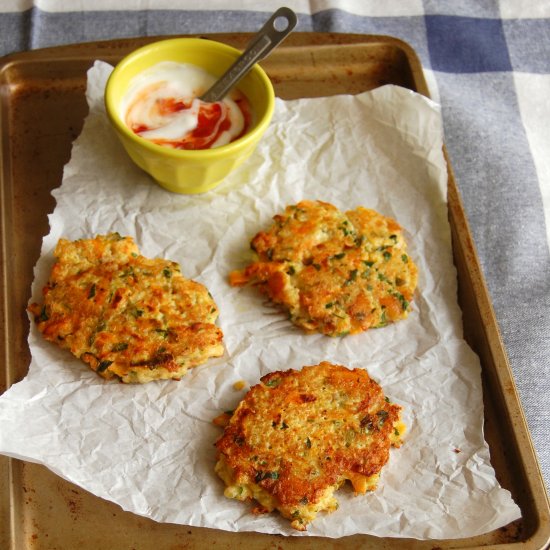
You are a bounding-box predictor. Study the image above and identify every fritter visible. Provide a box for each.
[214,361,405,531]
[28,233,224,383]
[229,200,418,336]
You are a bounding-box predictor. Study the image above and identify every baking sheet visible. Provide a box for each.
[0,33,548,549]
[0,56,522,539]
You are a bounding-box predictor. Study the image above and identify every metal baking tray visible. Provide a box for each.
[1,33,549,549]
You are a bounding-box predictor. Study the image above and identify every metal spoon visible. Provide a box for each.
[200,7,297,103]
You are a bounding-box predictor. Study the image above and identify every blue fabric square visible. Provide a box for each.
[426,15,512,73]
[0,11,29,55]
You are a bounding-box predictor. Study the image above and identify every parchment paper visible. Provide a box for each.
[0,60,521,539]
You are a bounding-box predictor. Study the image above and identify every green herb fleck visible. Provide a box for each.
[376,310,387,327]
[112,342,128,352]
[390,289,409,311]
[97,360,113,373]
[377,410,389,426]
[344,269,358,285]
[120,266,135,278]
[88,284,96,299]
[255,471,279,482]
[37,306,49,323]
[339,222,351,236]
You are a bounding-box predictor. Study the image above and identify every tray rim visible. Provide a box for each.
[0,32,549,549]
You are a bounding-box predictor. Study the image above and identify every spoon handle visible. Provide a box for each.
[200,7,297,103]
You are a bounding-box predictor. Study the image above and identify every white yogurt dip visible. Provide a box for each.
[120,61,252,150]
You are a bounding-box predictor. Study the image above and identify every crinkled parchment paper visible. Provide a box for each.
[0,61,521,539]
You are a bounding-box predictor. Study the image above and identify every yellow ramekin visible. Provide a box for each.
[104,37,275,194]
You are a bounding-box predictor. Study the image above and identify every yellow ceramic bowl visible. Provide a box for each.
[104,37,275,194]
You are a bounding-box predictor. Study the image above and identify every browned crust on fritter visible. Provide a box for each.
[229,200,418,336]
[28,233,224,383]
[214,361,404,530]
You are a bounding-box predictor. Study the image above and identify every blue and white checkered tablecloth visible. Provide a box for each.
[1,0,549,499]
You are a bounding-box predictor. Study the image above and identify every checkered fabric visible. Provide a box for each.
[1,0,549,496]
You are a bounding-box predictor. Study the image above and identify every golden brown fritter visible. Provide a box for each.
[214,361,405,531]
[229,200,418,336]
[28,233,224,383]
